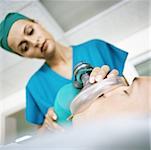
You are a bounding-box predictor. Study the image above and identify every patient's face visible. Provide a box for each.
[73,77,150,125]
[101,77,149,104]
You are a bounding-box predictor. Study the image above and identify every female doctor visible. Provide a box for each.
[0,12,128,132]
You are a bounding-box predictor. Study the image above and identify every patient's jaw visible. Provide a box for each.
[72,77,150,126]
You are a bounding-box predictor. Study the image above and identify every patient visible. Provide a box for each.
[72,76,150,126]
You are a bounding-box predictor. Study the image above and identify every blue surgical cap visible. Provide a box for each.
[0,12,29,53]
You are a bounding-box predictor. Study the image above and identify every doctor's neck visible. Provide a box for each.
[46,42,72,67]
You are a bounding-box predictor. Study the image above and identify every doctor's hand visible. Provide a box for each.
[43,108,64,132]
[89,65,119,83]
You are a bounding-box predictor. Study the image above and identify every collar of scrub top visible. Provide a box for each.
[0,12,29,53]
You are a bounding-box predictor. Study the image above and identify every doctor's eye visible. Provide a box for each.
[26,25,34,35]
[21,41,29,53]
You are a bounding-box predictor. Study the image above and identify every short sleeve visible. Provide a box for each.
[26,86,44,125]
[95,39,128,76]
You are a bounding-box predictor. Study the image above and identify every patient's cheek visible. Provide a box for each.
[72,97,105,126]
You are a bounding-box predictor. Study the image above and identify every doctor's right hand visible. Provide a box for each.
[43,107,64,132]
[89,65,119,83]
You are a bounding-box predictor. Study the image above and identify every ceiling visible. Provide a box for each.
[40,0,121,32]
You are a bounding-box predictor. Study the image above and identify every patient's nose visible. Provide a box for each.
[33,37,41,48]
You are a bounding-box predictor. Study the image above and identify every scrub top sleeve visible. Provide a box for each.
[26,87,44,125]
[95,39,128,76]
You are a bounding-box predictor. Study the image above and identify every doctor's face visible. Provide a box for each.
[7,19,56,59]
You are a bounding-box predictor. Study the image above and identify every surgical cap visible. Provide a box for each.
[0,12,29,53]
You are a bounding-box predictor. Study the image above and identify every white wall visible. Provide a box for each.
[64,0,149,46]
[117,26,151,59]
[0,90,25,144]
[116,26,151,83]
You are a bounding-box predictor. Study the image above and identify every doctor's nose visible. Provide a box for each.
[32,36,42,48]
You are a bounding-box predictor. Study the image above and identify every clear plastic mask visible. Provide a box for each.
[70,76,125,115]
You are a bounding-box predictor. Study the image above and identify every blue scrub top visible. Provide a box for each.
[26,39,128,125]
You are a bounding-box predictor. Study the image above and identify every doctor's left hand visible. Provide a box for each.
[89,65,119,83]
[44,107,64,132]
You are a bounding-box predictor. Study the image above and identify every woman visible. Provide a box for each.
[0,12,128,131]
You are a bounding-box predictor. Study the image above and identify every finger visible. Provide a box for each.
[45,112,58,128]
[44,116,54,130]
[47,108,57,120]
[52,122,64,132]
[107,69,119,78]
[45,124,54,132]
[45,119,64,132]
[95,65,110,82]
[44,117,53,127]
[44,119,59,131]
[89,67,101,83]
